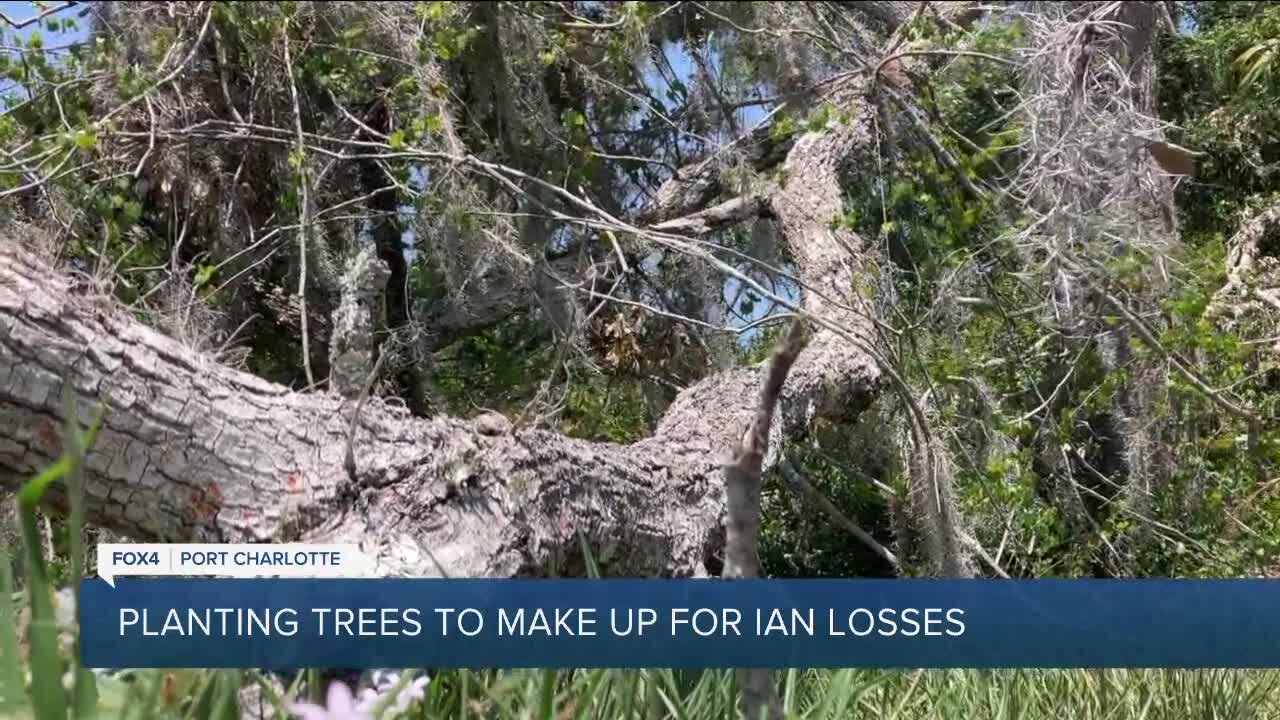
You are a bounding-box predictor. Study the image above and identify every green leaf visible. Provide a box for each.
[388,129,406,149]
[392,77,418,100]
[1236,38,1276,66]
[15,399,103,720]
[73,129,96,150]
[122,201,142,224]
[71,667,98,719]
[18,456,71,511]
[768,115,796,142]
[194,264,217,288]
[59,388,95,719]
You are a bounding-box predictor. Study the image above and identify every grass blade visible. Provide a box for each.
[539,669,558,719]
[18,463,70,720]
[0,546,24,711]
[62,390,105,717]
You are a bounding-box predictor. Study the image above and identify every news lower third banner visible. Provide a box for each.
[80,577,1280,670]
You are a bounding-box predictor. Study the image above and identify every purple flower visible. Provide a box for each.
[291,681,373,720]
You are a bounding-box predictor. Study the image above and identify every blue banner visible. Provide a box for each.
[79,578,1280,669]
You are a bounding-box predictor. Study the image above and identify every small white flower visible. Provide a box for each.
[354,672,430,714]
[355,687,379,713]
[290,681,373,720]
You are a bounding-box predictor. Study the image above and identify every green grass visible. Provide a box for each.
[410,668,1280,720]
[2,391,1279,718]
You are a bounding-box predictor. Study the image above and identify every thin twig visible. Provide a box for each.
[779,461,901,571]
[723,318,808,720]
[0,1,78,29]
[344,346,390,483]
[281,20,316,388]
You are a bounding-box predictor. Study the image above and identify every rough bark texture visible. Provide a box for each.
[653,79,884,458]
[328,248,390,399]
[656,73,977,578]
[765,95,882,435]
[0,244,686,574]
[853,0,924,30]
[839,1,982,32]
[0,0,1009,591]
[643,123,796,225]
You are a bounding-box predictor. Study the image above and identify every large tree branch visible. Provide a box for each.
[639,0,986,225]
[0,214,880,577]
[0,245,718,576]
[642,119,796,224]
[650,195,769,236]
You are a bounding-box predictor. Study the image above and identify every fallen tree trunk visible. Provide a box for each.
[0,242,713,576]
[0,141,882,577]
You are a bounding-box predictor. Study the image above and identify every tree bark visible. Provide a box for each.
[851,1,924,30]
